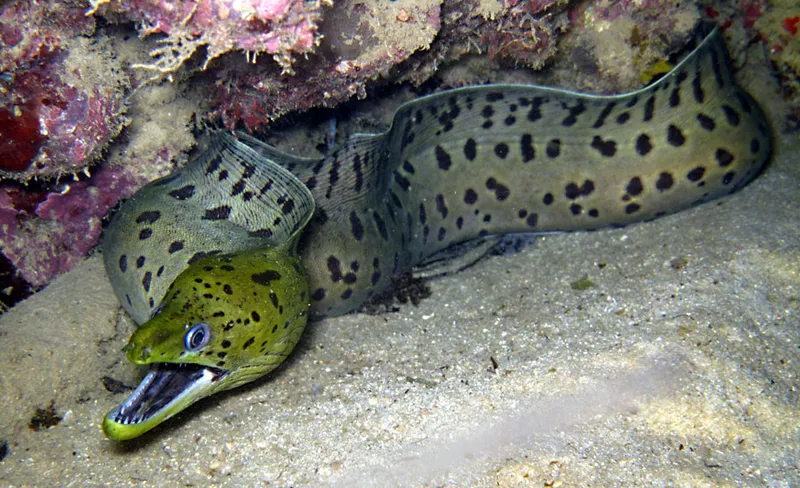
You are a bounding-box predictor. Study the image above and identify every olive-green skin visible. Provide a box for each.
[103,247,309,440]
[101,23,771,440]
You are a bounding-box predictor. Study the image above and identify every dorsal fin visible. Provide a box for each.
[103,132,315,324]
[235,131,391,212]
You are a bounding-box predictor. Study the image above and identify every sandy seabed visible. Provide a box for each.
[1,49,799,488]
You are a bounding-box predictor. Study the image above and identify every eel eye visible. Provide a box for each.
[184,323,211,352]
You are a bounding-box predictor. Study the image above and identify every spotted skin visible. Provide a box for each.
[102,24,771,440]
[239,23,771,317]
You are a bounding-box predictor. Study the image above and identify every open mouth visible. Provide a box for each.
[104,363,227,439]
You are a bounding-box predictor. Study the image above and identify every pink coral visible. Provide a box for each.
[0,166,144,288]
[89,0,326,73]
[0,1,129,180]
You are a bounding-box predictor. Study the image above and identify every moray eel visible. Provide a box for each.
[101,23,771,440]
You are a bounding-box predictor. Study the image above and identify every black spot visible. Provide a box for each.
[483,214,491,223]
[455,216,464,230]
[223,284,233,295]
[142,272,152,292]
[494,143,509,159]
[526,213,538,227]
[625,96,639,108]
[588,209,599,218]
[281,199,295,215]
[722,105,740,126]
[486,177,510,201]
[438,227,446,241]
[118,255,127,272]
[626,177,644,196]
[311,288,326,301]
[373,211,389,241]
[564,183,581,200]
[504,115,516,126]
[464,138,477,161]
[435,145,452,170]
[464,188,478,205]
[393,171,411,191]
[419,203,427,225]
[750,139,760,154]
[687,167,706,182]
[138,228,153,240]
[616,112,630,125]
[481,105,495,118]
[666,125,685,147]
[546,139,561,158]
[343,273,357,284]
[350,211,364,241]
[136,256,145,268]
[221,265,234,271]
[526,97,544,122]
[251,270,282,286]
[304,176,317,190]
[643,96,655,122]
[482,120,493,129]
[217,352,227,359]
[402,160,415,174]
[341,289,353,300]
[157,265,164,277]
[242,337,255,350]
[696,113,715,131]
[520,134,535,162]
[486,92,504,102]
[722,171,735,185]
[561,102,586,127]
[592,102,616,128]
[570,203,582,215]
[692,73,704,103]
[715,148,734,167]
[370,270,381,286]
[656,172,674,191]
[218,169,229,181]
[669,88,680,107]
[327,255,342,282]
[435,194,448,218]
[205,155,222,175]
[543,193,554,205]
[625,203,641,214]
[635,134,653,156]
[249,228,273,239]
[203,206,232,220]
[269,292,279,308]
[168,185,195,200]
[135,211,161,224]
[590,136,616,157]
[230,179,246,196]
[221,340,231,348]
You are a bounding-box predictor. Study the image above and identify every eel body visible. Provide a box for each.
[101,23,771,440]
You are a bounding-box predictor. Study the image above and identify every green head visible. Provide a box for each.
[103,246,310,441]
